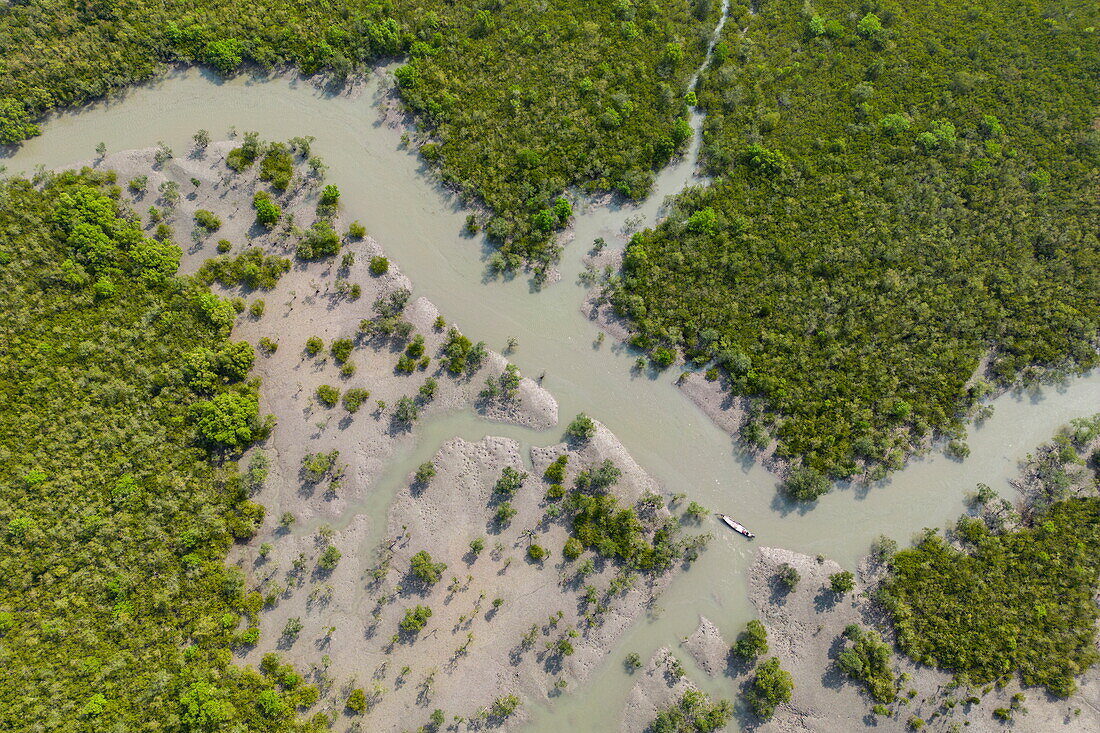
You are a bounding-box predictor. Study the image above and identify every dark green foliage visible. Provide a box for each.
[566,483,679,571]
[613,0,1100,483]
[415,462,436,485]
[393,395,419,424]
[400,605,432,633]
[441,327,486,375]
[745,657,793,719]
[837,626,897,703]
[494,501,517,525]
[295,222,340,260]
[884,498,1100,696]
[544,454,569,483]
[777,563,800,592]
[197,247,291,290]
[0,171,314,730]
[651,688,734,733]
[782,467,830,502]
[410,550,446,585]
[566,413,597,440]
[732,619,768,661]
[624,652,642,672]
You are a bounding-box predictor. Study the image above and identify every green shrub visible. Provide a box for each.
[346,688,366,714]
[400,605,432,633]
[316,385,340,408]
[342,388,371,413]
[296,221,340,260]
[566,413,596,441]
[194,209,222,232]
[562,536,583,560]
[527,544,547,562]
[319,184,340,205]
[369,256,390,275]
[745,657,793,719]
[410,550,446,585]
[830,570,855,595]
[252,191,281,227]
[305,336,323,356]
[330,338,353,364]
[732,620,768,660]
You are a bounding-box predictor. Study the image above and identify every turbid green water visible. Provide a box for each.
[5,61,1099,730]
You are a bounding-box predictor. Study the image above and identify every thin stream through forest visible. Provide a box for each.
[4,9,1099,725]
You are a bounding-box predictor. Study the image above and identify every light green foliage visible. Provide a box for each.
[304,336,323,356]
[400,605,432,633]
[732,619,768,661]
[346,688,366,714]
[527,544,547,562]
[301,450,339,483]
[442,327,486,374]
[469,537,485,556]
[837,625,897,703]
[197,247,291,290]
[252,191,282,227]
[745,657,794,719]
[295,221,340,260]
[0,171,312,730]
[489,694,520,720]
[650,688,734,733]
[317,544,341,571]
[342,387,371,413]
[562,536,583,560]
[330,338,353,364]
[319,184,340,205]
[194,209,222,232]
[410,550,446,585]
[613,0,1100,485]
[885,498,1100,696]
[315,384,340,408]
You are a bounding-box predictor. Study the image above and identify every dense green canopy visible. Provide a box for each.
[0,0,717,270]
[884,498,1100,697]
[612,0,1100,482]
[0,171,316,731]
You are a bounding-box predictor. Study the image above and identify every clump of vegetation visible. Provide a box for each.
[494,466,527,497]
[527,544,547,562]
[830,570,855,595]
[410,550,447,585]
[650,688,734,733]
[252,190,281,227]
[400,605,432,634]
[259,142,295,191]
[346,688,366,714]
[196,247,291,290]
[319,184,340,206]
[342,387,371,413]
[317,544,342,572]
[837,625,897,704]
[330,338,353,364]
[193,209,222,232]
[732,620,768,661]
[884,497,1100,697]
[315,384,340,408]
[414,462,436,486]
[625,652,642,673]
[489,693,520,721]
[305,336,324,356]
[544,454,569,483]
[566,413,596,441]
[777,563,800,592]
[302,450,339,483]
[744,657,793,720]
[295,221,340,260]
[369,256,389,276]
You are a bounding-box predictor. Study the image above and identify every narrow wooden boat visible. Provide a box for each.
[718,514,755,539]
